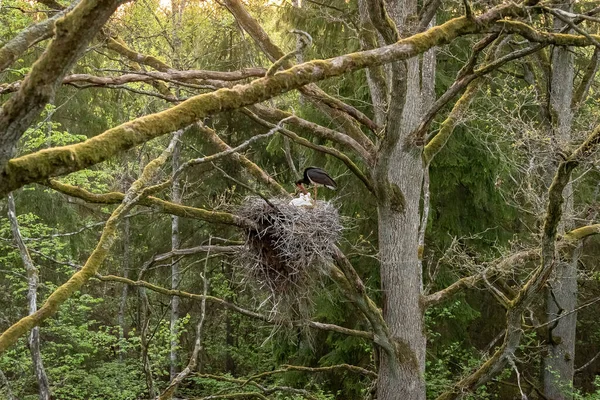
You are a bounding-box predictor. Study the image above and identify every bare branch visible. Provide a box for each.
[425,222,600,308]
[159,239,211,400]
[0,3,72,72]
[95,274,374,339]
[175,117,293,180]
[250,104,374,165]
[245,363,378,383]
[437,120,600,399]
[242,109,375,194]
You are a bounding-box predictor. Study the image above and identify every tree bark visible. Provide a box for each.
[170,133,182,379]
[543,6,577,396]
[373,0,428,398]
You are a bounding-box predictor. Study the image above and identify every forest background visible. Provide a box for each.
[1,0,600,399]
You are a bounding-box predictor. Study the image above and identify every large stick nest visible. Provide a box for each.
[238,196,342,307]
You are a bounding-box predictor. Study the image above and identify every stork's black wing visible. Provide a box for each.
[304,167,337,190]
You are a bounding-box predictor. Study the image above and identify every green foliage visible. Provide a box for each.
[148,314,190,379]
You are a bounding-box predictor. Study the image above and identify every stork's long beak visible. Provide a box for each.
[296,183,308,194]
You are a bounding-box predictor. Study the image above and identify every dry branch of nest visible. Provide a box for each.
[238,196,343,313]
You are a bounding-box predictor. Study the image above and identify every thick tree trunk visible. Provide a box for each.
[376,55,427,400]
[543,13,577,396]
[371,0,431,397]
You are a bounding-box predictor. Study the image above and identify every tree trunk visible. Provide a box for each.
[7,193,51,400]
[376,43,427,400]
[170,1,184,378]
[370,0,433,397]
[118,217,130,362]
[543,10,577,396]
[170,135,182,379]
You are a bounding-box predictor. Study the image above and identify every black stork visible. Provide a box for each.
[295,167,337,200]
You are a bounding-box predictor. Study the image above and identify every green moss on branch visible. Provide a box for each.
[45,179,251,227]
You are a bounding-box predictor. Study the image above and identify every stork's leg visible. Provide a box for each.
[313,186,318,200]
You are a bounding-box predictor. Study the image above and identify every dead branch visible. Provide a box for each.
[174,117,293,181]
[194,373,319,400]
[418,41,546,145]
[250,104,374,165]
[245,363,378,383]
[424,223,600,308]
[243,109,375,193]
[436,117,600,399]
[197,124,289,196]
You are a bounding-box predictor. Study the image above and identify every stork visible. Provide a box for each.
[295,167,337,200]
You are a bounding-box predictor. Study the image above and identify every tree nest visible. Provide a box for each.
[238,196,342,306]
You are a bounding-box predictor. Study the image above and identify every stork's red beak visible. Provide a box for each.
[296,183,308,194]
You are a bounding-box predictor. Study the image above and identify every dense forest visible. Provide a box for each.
[1,0,600,399]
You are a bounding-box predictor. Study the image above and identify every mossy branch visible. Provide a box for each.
[104,35,172,72]
[250,105,374,165]
[44,179,251,228]
[0,0,124,174]
[366,0,400,44]
[222,0,380,137]
[0,134,180,355]
[491,20,600,46]
[423,82,480,164]
[328,246,408,374]
[418,41,545,150]
[197,124,289,197]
